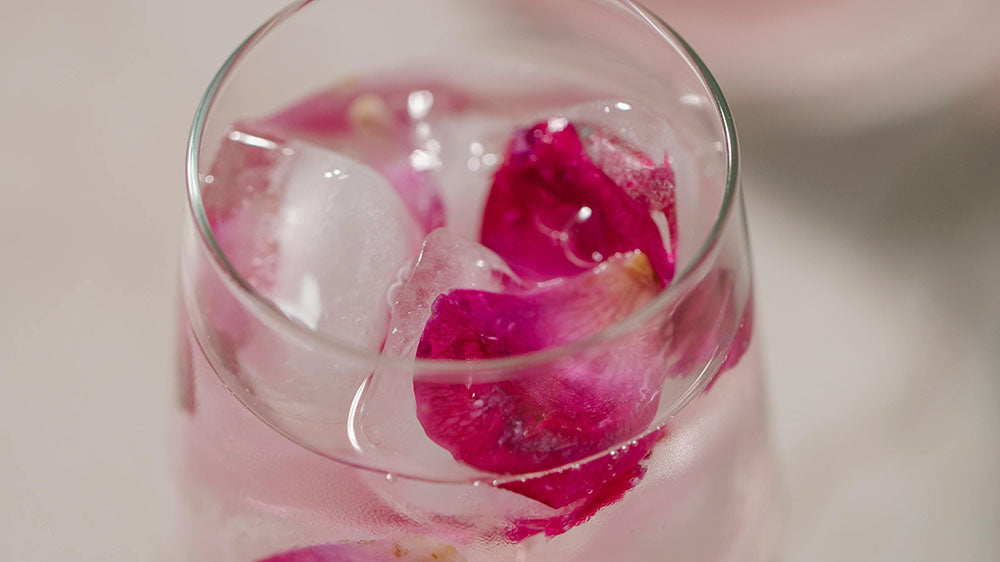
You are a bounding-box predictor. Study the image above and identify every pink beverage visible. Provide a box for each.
[176,2,779,561]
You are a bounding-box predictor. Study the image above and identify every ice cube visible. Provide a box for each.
[355,229,516,478]
[383,228,518,357]
[266,141,423,345]
[211,131,424,345]
[201,128,425,462]
[425,113,510,239]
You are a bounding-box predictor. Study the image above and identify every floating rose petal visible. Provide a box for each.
[414,252,667,518]
[580,123,678,264]
[256,536,467,562]
[481,121,674,284]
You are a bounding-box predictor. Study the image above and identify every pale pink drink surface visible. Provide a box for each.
[176,71,778,561]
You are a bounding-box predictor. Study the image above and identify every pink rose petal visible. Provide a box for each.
[414,253,667,515]
[504,428,666,540]
[256,536,466,562]
[663,270,753,389]
[480,121,675,284]
[580,123,678,264]
[707,293,754,391]
[253,78,471,233]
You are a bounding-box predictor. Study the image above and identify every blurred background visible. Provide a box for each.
[1,0,997,560]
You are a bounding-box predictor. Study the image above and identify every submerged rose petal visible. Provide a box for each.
[414,252,667,513]
[481,121,674,284]
[256,537,466,562]
[252,78,472,232]
[260,78,470,137]
[357,229,519,466]
[707,294,754,391]
[504,428,666,540]
[663,270,753,389]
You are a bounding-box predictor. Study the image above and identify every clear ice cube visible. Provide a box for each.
[383,228,518,357]
[266,140,423,344]
[355,229,517,478]
[203,128,425,458]
[425,114,510,239]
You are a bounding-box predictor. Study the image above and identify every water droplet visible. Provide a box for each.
[384,473,394,483]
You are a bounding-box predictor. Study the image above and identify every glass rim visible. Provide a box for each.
[185,0,741,375]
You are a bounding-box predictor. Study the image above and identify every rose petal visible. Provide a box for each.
[253,78,471,233]
[356,229,519,468]
[707,294,753,391]
[260,78,470,137]
[580,123,678,264]
[256,536,466,562]
[663,270,753,390]
[504,428,666,540]
[414,252,666,504]
[480,121,674,284]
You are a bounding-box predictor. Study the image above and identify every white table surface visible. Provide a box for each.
[2,1,998,560]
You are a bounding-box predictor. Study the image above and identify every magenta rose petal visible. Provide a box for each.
[256,536,467,562]
[579,123,679,265]
[480,121,674,284]
[356,229,520,466]
[663,270,753,389]
[705,294,754,391]
[504,428,667,540]
[414,252,667,517]
[721,296,753,372]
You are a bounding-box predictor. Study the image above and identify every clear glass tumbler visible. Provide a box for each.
[176,1,779,560]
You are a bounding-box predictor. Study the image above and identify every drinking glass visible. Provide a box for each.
[176,1,779,560]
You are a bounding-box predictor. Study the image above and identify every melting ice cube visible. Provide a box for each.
[355,229,517,477]
[425,114,510,239]
[202,128,424,454]
[383,228,518,357]
[265,141,423,344]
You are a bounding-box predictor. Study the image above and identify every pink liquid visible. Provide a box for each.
[176,73,779,561]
